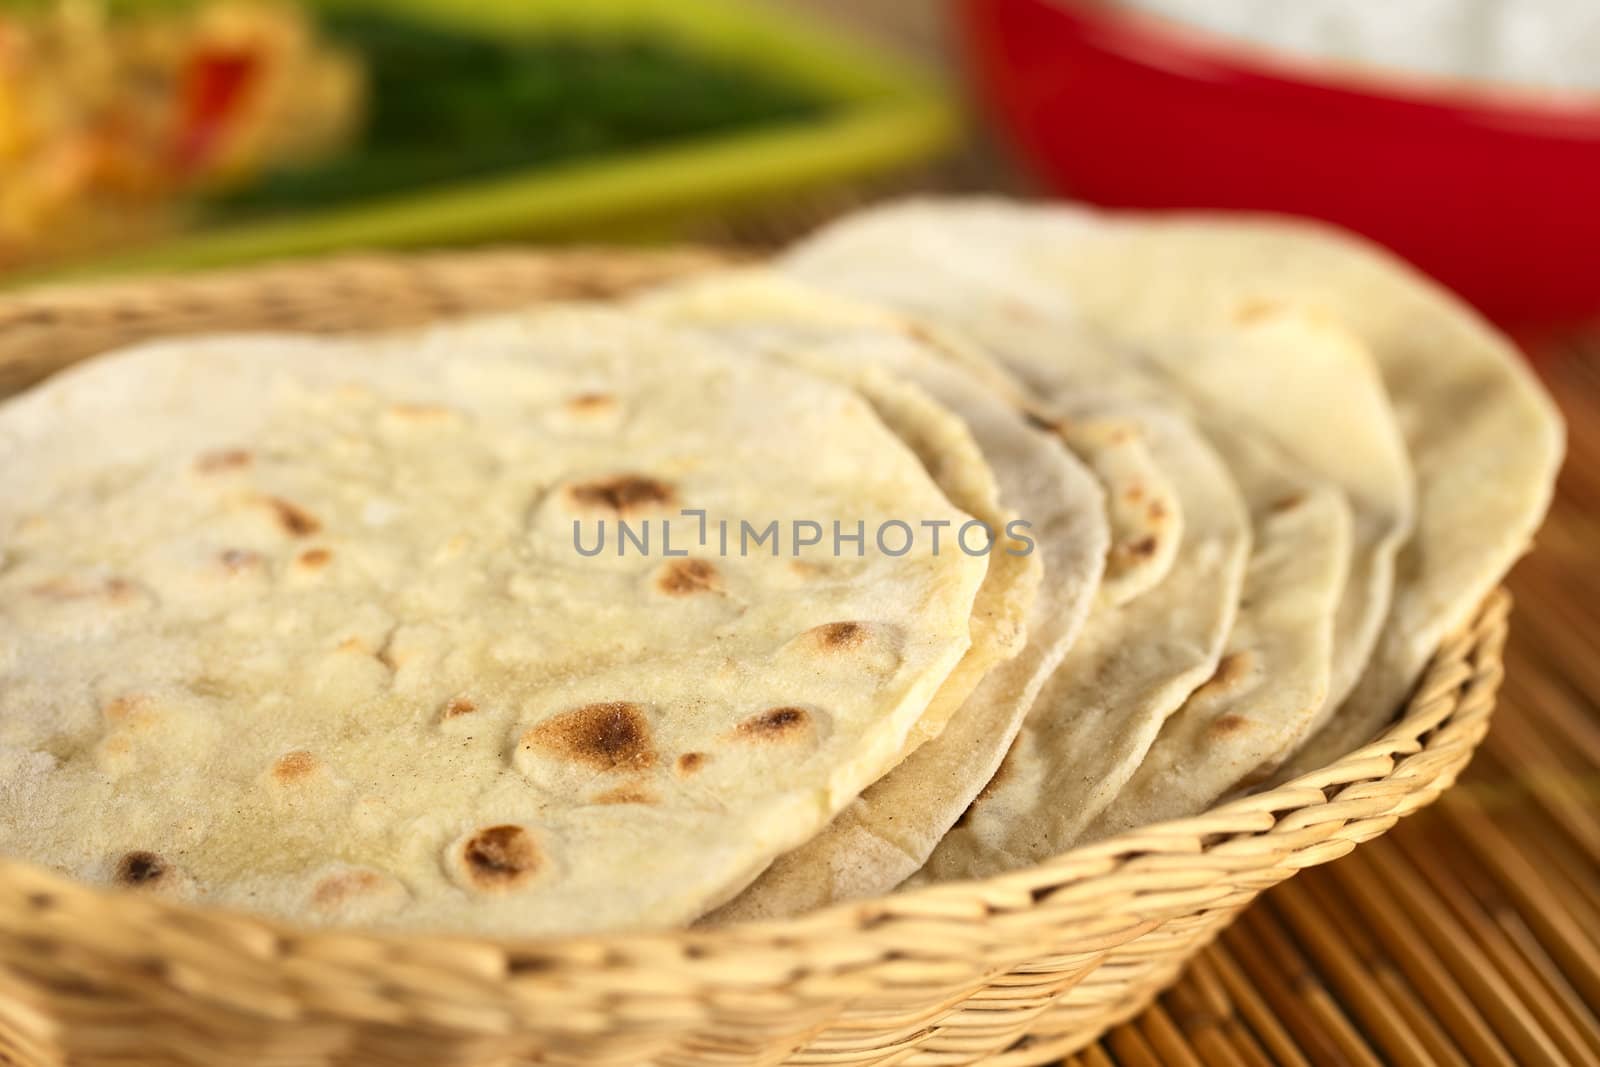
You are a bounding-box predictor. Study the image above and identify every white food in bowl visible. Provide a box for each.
[1110,0,1600,93]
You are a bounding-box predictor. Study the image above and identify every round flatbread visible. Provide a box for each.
[0,306,991,936]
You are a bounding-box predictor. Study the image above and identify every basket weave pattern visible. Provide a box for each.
[0,251,1509,1067]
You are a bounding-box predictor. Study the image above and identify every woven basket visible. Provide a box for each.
[0,250,1511,1067]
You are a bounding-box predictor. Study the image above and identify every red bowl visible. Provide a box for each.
[958,0,1600,329]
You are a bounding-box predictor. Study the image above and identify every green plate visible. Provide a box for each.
[23,0,954,281]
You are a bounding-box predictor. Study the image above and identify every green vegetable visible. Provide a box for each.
[207,10,832,217]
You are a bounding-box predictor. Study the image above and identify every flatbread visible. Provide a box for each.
[819,199,1558,769]
[0,306,992,936]
[632,272,1107,918]
[803,197,1561,776]
[1084,425,1349,837]
[786,200,1414,716]
[1054,416,1182,607]
[1032,378,1352,830]
[917,401,1250,879]
[783,205,1366,830]
[1144,313,1411,712]
[460,276,1040,764]
[1108,225,1562,774]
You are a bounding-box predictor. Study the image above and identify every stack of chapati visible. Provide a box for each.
[0,199,1563,936]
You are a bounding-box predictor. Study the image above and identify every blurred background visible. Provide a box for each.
[3,0,1599,331]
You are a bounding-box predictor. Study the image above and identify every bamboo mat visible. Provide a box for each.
[1033,339,1600,1067]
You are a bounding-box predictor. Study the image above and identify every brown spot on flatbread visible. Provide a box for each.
[296,548,332,570]
[1107,536,1160,575]
[567,392,616,415]
[566,475,675,515]
[262,497,321,537]
[1273,493,1306,513]
[461,825,539,891]
[1195,652,1256,701]
[28,578,87,600]
[734,706,811,742]
[115,851,168,888]
[441,696,477,720]
[521,701,657,772]
[1147,501,1168,523]
[105,578,140,604]
[219,549,260,573]
[30,576,139,603]
[310,869,391,909]
[195,449,251,473]
[1001,298,1040,322]
[102,695,152,722]
[789,560,824,580]
[809,621,867,651]
[1124,484,1145,503]
[1023,411,1059,434]
[1208,714,1253,739]
[1234,298,1284,324]
[656,558,720,596]
[675,751,708,776]
[591,785,657,806]
[272,750,318,783]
